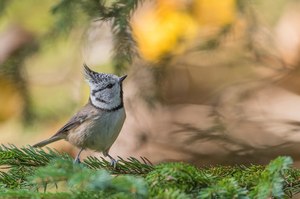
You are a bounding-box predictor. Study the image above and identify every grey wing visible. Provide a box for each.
[33,104,97,148]
[51,110,89,138]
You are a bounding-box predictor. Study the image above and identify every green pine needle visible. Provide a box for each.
[83,156,153,175]
[49,0,142,73]
[1,145,300,198]
[0,144,70,168]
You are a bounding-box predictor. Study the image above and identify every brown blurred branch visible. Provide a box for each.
[0,25,33,64]
[0,25,38,124]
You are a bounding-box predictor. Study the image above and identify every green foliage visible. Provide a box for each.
[29,158,148,198]
[249,156,293,198]
[1,145,300,198]
[84,156,153,175]
[0,144,70,167]
[0,189,71,199]
[152,188,190,199]
[146,162,212,197]
[198,178,249,199]
[0,144,70,189]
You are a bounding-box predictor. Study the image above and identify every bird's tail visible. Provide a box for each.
[32,136,62,148]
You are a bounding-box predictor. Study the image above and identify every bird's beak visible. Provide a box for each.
[119,75,127,83]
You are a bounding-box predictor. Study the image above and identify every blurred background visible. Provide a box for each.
[1,0,300,166]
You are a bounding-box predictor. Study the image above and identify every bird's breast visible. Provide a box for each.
[84,108,126,152]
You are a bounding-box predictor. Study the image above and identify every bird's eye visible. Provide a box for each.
[107,83,113,89]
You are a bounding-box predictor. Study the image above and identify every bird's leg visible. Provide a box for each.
[107,154,118,168]
[74,148,84,164]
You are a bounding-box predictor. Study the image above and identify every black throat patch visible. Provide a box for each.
[89,98,123,112]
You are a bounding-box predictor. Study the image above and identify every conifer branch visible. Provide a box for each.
[97,0,141,73]
[50,0,142,73]
[1,145,300,198]
[0,144,70,168]
[83,156,153,175]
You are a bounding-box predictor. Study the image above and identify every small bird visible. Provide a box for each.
[33,64,127,165]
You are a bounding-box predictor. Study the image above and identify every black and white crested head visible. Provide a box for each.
[83,64,127,111]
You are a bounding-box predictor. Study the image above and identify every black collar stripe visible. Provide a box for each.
[89,98,123,112]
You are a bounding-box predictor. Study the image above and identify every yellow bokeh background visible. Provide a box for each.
[132,0,236,62]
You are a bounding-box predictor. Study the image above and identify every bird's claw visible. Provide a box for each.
[74,157,81,164]
[110,158,118,168]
